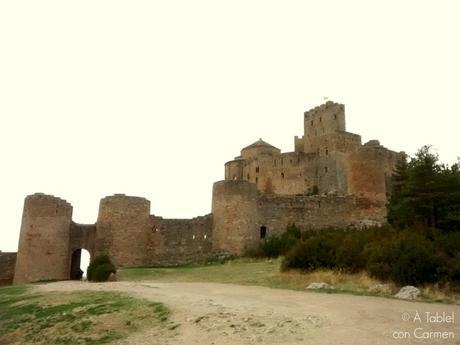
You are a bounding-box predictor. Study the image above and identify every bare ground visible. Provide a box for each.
[37,281,459,345]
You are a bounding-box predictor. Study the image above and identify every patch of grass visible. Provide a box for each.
[0,285,172,345]
[118,258,460,304]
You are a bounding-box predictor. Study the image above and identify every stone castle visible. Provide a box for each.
[0,101,402,285]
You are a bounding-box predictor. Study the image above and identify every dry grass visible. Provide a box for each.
[118,258,459,303]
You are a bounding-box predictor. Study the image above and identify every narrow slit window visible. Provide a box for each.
[260,226,267,239]
[281,172,285,179]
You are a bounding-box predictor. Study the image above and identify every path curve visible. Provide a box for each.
[37,281,459,345]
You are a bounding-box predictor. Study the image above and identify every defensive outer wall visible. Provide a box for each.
[4,101,402,284]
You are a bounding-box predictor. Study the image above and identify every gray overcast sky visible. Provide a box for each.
[1,1,459,252]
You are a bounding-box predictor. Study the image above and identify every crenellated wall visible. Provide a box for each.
[211,180,387,255]
[10,100,403,284]
[148,215,213,266]
[12,193,215,284]
[224,101,401,199]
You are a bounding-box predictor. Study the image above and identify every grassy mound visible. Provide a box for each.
[0,285,172,345]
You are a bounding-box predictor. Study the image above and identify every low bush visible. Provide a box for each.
[87,255,116,282]
[281,236,337,271]
[388,231,441,285]
[259,224,302,258]
[280,225,460,287]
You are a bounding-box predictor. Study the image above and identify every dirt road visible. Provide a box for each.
[37,281,459,345]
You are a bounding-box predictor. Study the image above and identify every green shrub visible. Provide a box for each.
[366,231,443,285]
[434,232,460,257]
[258,224,302,258]
[390,232,440,285]
[446,255,460,285]
[281,236,336,271]
[335,234,368,273]
[365,239,394,281]
[87,255,116,282]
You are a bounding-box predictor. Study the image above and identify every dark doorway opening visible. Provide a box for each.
[70,249,90,280]
[260,226,267,239]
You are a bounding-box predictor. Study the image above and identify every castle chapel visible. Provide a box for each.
[3,101,401,284]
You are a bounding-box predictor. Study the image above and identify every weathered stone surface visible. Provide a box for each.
[14,194,73,284]
[307,282,334,290]
[394,286,421,300]
[225,101,400,202]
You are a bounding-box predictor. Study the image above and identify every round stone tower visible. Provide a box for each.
[95,194,150,267]
[14,193,73,284]
[212,180,260,255]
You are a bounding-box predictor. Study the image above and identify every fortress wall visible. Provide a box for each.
[304,102,346,152]
[241,145,280,160]
[346,145,400,202]
[69,223,96,256]
[14,194,73,284]
[212,180,259,254]
[96,195,150,268]
[240,152,317,195]
[0,252,17,286]
[212,179,387,255]
[294,135,304,152]
[225,159,244,180]
[258,194,387,238]
[147,214,213,266]
[309,132,362,155]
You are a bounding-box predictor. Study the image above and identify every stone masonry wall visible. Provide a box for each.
[147,215,213,266]
[212,180,259,254]
[258,194,385,237]
[14,194,73,284]
[0,252,17,286]
[212,180,387,255]
[96,194,150,268]
[69,223,96,258]
[346,142,401,202]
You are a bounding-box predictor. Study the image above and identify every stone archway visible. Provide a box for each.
[70,248,91,280]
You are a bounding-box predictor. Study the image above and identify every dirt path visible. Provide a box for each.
[37,281,459,345]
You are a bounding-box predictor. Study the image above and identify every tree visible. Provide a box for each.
[387,146,460,232]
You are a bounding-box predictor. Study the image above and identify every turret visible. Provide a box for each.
[14,194,73,284]
[211,180,260,254]
[95,194,150,267]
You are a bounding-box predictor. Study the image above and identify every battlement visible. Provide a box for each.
[100,194,150,204]
[25,193,72,208]
[303,101,344,118]
[303,101,346,140]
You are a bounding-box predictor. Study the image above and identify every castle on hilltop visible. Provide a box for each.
[1,101,402,285]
